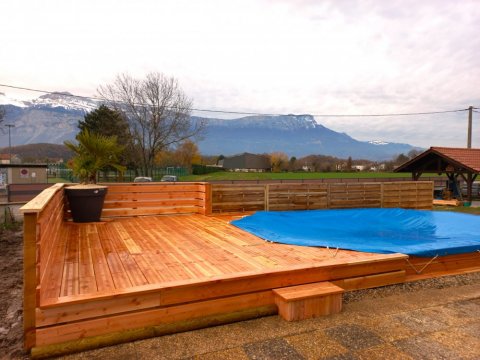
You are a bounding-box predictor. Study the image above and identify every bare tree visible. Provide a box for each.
[98,72,203,176]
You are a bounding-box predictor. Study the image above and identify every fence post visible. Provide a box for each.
[264,184,270,211]
[23,212,38,349]
[203,183,212,215]
[326,183,331,209]
[380,182,384,208]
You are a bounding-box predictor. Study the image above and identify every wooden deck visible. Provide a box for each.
[41,214,405,305]
[35,214,409,347]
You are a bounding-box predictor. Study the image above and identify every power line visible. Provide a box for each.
[0,83,95,101]
[0,82,471,118]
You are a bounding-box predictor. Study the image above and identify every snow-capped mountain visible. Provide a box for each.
[192,115,420,160]
[0,92,421,160]
[29,92,99,112]
[204,114,318,130]
[0,92,28,108]
[0,92,98,112]
[368,140,390,145]
[0,92,96,144]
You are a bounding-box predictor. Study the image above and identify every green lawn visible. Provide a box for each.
[433,205,480,215]
[180,171,438,182]
[47,177,72,183]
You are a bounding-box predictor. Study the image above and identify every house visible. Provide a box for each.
[221,153,271,172]
[353,165,366,171]
[0,153,20,164]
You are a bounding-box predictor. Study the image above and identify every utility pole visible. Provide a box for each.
[466,106,473,201]
[5,124,14,163]
[467,106,473,148]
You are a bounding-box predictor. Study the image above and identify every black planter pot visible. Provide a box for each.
[65,186,108,223]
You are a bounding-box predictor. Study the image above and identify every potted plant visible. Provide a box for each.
[64,129,125,222]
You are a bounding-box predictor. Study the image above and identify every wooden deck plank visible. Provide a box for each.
[41,214,409,307]
[41,224,69,301]
[60,224,79,297]
[96,225,132,290]
[107,223,150,288]
[79,227,96,295]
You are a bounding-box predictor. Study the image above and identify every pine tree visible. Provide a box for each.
[79,105,129,141]
[79,105,135,167]
[346,156,353,171]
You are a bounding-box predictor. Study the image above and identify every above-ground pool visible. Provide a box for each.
[231,208,480,257]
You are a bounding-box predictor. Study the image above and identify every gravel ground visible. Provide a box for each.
[0,226,479,359]
[343,271,480,304]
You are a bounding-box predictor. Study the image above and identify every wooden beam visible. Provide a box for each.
[35,291,275,346]
[332,270,406,291]
[20,183,65,213]
[31,305,277,359]
[23,213,38,349]
[203,182,212,215]
[467,172,473,201]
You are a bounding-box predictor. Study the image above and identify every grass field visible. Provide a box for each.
[47,177,72,183]
[180,171,439,182]
[433,205,480,214]
[47,172,443,183]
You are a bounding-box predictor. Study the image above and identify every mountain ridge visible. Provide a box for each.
[1,92,420,160]
[192,115,419,160]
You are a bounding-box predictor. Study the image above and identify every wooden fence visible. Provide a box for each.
[7,183,51,202]
[212,181,433,213]
[100,182,211,217]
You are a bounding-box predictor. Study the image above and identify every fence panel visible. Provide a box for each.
[268,183,328,211]
[212,184,265,213]
[212,181,433,213]
[100,182,209,217]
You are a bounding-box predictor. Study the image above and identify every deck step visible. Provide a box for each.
[273,282,344,321]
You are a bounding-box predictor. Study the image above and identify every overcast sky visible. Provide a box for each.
[1,0,479,148]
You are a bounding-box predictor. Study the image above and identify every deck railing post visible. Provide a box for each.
[23,212,38,349]
[264,184,269,211]
[380,183,384,208]
[203,182,212,215]
[326,184,331,209]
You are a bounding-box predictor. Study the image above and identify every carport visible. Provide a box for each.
[394,147,480,201]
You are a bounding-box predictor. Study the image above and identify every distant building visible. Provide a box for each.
[221,153,271,172]
[0,164,48,185]
[353,165,366,171]
[0,154,20,164]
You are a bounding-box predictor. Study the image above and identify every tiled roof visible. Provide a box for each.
[430,147,480,172]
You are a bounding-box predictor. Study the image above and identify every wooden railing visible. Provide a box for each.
[212,181,433,213]
[20,183,66,349]
[100,182,211,217]
[7,183,52,202]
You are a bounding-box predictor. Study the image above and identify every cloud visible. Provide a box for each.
[1,0,479,147]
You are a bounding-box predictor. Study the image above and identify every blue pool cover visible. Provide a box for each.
[231,208,480,257]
